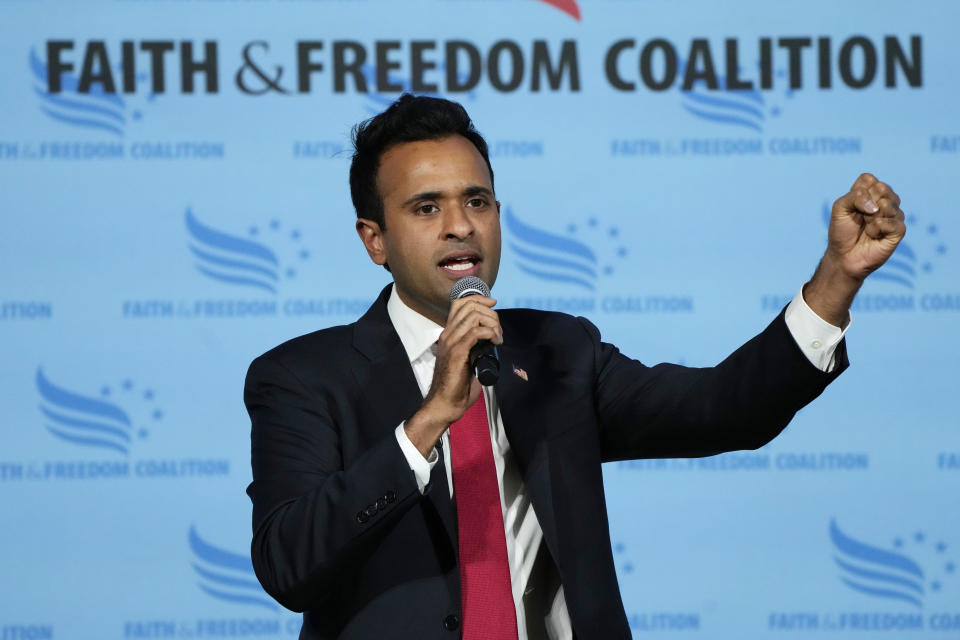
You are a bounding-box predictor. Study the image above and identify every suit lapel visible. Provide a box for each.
[350,293,562,562]
[352,285,458,550]
[494,325,562,567]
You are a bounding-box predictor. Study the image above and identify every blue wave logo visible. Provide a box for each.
[504,207,627,291]
[189,525,278,612]
[831,519,926,608]
[36,367,160,455]
[821,203,947,290]
[679,63,791,133]
[185,208,309,294]
[830,519,956,608]
[30,48,134,137]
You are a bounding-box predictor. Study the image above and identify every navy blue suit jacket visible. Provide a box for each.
[244,285,847,639]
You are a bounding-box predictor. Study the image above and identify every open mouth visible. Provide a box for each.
[438,253,481,275]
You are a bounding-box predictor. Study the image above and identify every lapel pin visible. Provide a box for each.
[512,366,528,382]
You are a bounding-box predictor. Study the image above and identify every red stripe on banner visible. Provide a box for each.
[534,0,581,21]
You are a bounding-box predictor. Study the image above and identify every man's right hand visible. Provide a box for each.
[403,296,503,459]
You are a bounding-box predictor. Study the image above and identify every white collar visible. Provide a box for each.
[386,283,444,364]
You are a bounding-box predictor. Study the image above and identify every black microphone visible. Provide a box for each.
[449,276,500,386]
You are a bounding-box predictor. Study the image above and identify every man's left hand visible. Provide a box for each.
[827,173,906,280]
[804,173,906,326]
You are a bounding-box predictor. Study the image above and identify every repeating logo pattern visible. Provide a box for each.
[680,63,790,133]
[36,367,161,455]
[189,525,278,612]
[830,518,955,608]
[504,207,628,291]
[185,208,310,294]
[30,48,153,136]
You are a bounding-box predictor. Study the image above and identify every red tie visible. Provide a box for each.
[449,394,519,639]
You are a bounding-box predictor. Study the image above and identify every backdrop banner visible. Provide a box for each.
[1,1,958,638]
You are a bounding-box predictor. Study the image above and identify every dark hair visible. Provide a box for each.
[349,94,495,230]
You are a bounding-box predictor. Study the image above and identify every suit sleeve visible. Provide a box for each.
[581,310,848,462]
[244,354,423,612]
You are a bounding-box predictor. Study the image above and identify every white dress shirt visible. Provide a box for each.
[389,285,847,639]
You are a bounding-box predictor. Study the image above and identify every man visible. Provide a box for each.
[244,95,904,639]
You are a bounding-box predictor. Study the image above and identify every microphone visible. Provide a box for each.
[449,276,500,386]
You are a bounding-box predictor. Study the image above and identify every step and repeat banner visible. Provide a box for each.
[1,0,958,638]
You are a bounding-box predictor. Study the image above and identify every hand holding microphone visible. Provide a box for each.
[403,276,502,458]
[449,276,501,386]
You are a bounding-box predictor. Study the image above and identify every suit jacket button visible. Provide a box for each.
[385,491,397,503]
[443,614,460,631]
[376,497,388,510]
[364,504,378,517]
[356,511,368,524]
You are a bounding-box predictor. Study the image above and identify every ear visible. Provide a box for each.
[356,218,388,267]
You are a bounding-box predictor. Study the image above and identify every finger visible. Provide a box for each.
[461,325,502,349]
[863,201,905,234]
[441,302,501,340]
[833,177,878,217]
[875,198,903,223]
[445,304,501,340]
[832,190,858,217]
[841,173,880,214]
[850,172,877,192]
[868,180,901,209]
[449,295,496,313]
[447,297,498,325]
[864,214,906,240]
[442,326,502,366]
[466,378,483,406]
[446,315,503,344]
[852,186,880,215]
[442,311,503,347]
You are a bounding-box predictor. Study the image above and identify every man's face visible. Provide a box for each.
[357,135,501,325]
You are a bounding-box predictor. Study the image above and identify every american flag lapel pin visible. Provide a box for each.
[512,365,528,382]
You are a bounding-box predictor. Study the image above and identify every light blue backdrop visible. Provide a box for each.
[1,1,958,638]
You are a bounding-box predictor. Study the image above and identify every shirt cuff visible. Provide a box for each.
[394,422,438,494]
[784,287,850,373]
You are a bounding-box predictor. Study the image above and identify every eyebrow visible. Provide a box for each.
[401,185,494,208]
[463,185,494,198]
